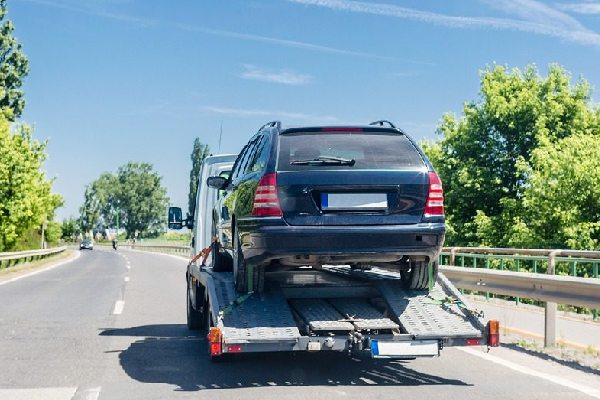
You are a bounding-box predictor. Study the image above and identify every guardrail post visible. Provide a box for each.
[544,250,559,347]
[594,262,598,320]
[450,248,456,266]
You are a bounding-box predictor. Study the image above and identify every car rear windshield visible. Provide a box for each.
[277,131,425,171]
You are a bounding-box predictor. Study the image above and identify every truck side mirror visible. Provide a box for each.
[168,206,183,230]
[207,176,228,190]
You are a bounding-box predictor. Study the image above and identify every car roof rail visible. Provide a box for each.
[369,120,397,129]
[258,121,282,132]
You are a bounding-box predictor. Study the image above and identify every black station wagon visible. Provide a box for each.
[207,121,446,293]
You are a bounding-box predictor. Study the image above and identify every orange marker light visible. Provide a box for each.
[488,320,500,347]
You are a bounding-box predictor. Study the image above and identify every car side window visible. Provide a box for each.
[231,145,250,182]
[246,135,270,174]
[238,137,260,177]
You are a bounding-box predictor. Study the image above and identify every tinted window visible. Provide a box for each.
[231,145,251,181]
[277,132,425,171]
[246,135,270,174]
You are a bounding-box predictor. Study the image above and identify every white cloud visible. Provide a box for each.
[200,106,340,123]
[556,2,600,15]
[237,64,313,85]
[288,0,600,48]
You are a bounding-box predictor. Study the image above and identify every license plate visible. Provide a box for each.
[321,193,387,210]
[371,340,439,358]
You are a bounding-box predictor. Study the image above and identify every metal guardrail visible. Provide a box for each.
[131,244,191,257]
[0,246,67,267]
[441,247,600,347]
[440,266,600,309]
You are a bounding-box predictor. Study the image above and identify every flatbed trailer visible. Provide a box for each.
[186,261,499,360]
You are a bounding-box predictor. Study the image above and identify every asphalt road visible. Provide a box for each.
[0,248,598,400]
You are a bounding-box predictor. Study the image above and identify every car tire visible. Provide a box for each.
[186,280,204,331]
[233,231,248,293]
[211,241,232,272]
[401,261,438,290]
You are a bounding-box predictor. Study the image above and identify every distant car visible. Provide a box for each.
[79,239,93,250]
[204,120,445,293]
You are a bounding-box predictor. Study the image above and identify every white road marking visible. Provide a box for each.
[112,300,125,315]
[0,251,81,287]
[126,262,131,269]
[0,387,77,400]
[124,276,130,282]
[72,386,101,400]
[459,347,600,399]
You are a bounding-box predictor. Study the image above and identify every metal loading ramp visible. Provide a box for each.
[290,298,399,332]
[322,266,484,338]
[209,272,300,342]
[376,280,483,338]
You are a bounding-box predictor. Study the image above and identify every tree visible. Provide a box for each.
[423,64,599,247]
[80,162,169,239]
[0,115,63,251]
[117,162,169,238]
[188,138,210,217]
[0,0,29,120]
[520,134,600,249]
[61,217,80,241]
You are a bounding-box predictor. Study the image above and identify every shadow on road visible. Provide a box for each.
[100,324,471,392]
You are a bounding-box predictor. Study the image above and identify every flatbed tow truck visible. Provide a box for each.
[181,155,499,361]
[187,252,499,360]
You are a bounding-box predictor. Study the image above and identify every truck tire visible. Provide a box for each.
[401,261,437,290]
[186,280,204,330]
[233,232,248,293]
[211,241,232,272]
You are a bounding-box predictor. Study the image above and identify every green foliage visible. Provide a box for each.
[424,64,600,249]
[0,115,63,251]
[0,0,29,120]
[80,162,170,239]
[188,138,210,217]
[45,221,62,246]
[60,217,79,241]
[521,134,600,249]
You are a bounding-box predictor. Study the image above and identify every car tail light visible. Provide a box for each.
[424,171,444,217]
[252,173,282,217]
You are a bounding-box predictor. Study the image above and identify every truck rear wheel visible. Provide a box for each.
[186,280,204,330]
[401,261,437,290]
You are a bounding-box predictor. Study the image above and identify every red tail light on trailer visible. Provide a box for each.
[424,171,444,217]
[252,173,282,217]
[488,320,500,347]
[207,327,223,356]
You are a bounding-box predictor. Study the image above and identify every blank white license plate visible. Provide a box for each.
[371,340,439,358]
[321,193,387,210]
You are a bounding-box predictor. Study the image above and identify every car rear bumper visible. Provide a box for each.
[238,222,445,266]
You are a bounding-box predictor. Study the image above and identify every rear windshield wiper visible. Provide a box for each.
[290,156,356,166]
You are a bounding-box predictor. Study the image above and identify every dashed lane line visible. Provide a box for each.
[112,300,125,315]
[459,347,600,399]
[124,276,130,282]
[72,386,101,400]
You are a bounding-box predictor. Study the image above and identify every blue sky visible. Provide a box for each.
[10,0,600,220]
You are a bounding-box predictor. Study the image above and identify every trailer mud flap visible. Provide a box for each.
[371,339,439,358]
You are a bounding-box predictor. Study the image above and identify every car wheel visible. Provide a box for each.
[186,280,204,330]
[401,261,437,290]
[211,241,232,272]
[233,231,248,293]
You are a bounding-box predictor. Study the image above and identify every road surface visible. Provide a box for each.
[0,248,598,400]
